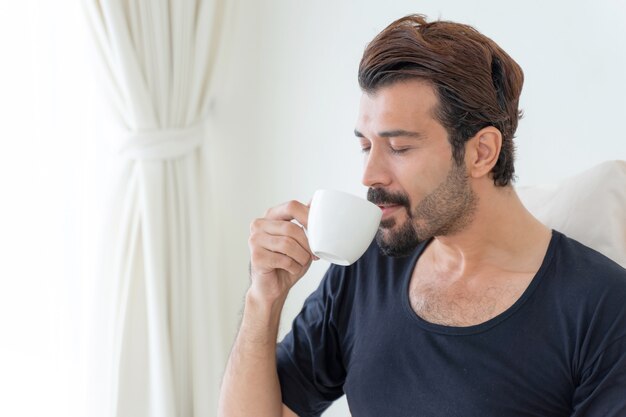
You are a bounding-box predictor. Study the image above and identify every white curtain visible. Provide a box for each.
[83,1,226,416]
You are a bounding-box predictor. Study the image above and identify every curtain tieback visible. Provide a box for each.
[119,121,207,160]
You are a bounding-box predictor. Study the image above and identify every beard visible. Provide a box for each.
[367,161,478,257]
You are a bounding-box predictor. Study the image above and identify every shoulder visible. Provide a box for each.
[530,231,626,331]
[552,230,626,291]
[525,231,626,382]
[549,231,626,349]
[549,231,626,312]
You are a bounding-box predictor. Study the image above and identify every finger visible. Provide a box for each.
[251,219,313,255]
[252,233,313,267]
[250,247,306,277]
[264,200,311,229]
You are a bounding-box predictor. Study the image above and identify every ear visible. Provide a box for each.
[465,127,502,180]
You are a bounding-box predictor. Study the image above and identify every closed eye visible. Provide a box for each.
[360,146,411,155]
[390,147,410,155]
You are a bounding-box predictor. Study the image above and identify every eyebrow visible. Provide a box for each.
[354,129,425,139]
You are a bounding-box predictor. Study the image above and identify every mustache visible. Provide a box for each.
[367,188,410,208]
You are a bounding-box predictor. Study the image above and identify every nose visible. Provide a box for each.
[361,145,392,188]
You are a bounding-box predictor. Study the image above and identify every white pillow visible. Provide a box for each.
[516,160,626,268]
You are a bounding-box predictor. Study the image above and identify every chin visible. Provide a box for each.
[375,221,422,258]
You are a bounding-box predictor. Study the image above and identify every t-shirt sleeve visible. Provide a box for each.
[570,256,626,417]
[276,266,349,417]
[571,335,626,416]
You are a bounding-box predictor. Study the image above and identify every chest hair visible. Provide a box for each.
[408,272,533,327]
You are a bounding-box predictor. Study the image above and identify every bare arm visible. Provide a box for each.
[218,201,315,417]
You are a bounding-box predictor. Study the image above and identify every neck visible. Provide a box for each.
[427,183,551,279]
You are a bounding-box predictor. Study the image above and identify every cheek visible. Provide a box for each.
[397,157,443,202]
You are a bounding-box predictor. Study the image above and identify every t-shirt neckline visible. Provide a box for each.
[400,229,560,336]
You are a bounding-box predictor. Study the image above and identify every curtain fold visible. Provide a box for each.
[83,1,226,416]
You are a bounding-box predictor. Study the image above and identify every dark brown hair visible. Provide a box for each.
[359,14,524,186]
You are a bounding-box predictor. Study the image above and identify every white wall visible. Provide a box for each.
[215,0,626,415]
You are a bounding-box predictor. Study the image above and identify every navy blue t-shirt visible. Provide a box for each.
[276,230,626,416]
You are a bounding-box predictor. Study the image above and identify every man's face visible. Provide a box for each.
[355,79,478,257]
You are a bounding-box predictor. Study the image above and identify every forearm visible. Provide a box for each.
[218,290,287,417]
[220,199,313,416]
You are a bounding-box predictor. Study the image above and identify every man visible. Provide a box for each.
[218,14,626,417]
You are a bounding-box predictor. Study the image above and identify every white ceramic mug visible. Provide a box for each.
[307,189,382,266]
